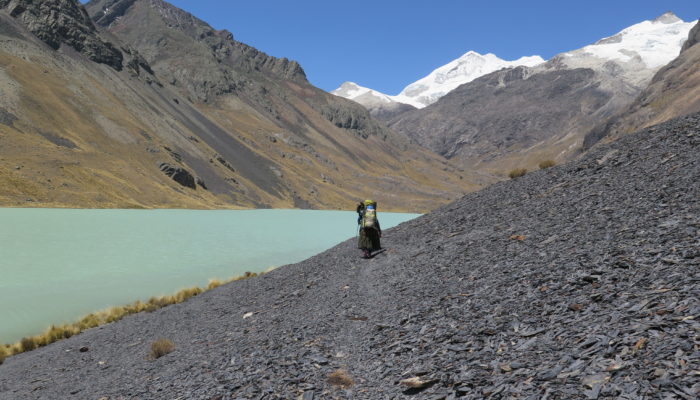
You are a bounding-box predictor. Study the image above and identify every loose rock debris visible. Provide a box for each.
[0,113,698,398]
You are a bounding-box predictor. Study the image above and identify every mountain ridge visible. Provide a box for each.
[332,51,544,115]
[385,13,697,174]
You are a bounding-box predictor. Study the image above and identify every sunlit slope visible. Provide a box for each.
[0,2,476,212]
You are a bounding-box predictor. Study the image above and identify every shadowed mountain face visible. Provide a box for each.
[0,0,475,211]
[584,21,700,149]
[388,66,619,173]
[386,62,650,175]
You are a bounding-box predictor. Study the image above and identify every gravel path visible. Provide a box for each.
[1,113,698,399]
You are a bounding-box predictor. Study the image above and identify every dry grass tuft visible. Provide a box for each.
[538,159,556,169]
[0,346,7,365]
[508,168,528,179]
[1,271,262,361]
[327,369,354,388]
[150,338,174,359]
[20,337,37,352]
[207,279,223,290]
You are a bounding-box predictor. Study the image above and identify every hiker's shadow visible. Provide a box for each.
[369,248,387,258]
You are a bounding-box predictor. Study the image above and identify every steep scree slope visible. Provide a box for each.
[0,114,698,398]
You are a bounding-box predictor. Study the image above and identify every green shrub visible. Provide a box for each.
[508,168,528,179]
[150,338,174,359]
[539,159,556,169]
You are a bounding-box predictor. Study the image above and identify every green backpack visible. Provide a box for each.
[362,207,377,228]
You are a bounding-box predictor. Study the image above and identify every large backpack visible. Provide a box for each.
[362,208,377,228]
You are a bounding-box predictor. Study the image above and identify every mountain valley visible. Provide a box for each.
[1,2,699,398]
[0,0,477,212]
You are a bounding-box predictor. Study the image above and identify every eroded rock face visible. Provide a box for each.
[86,0,306,102]
[159,162,195,189]
[0,0,123,69]
[0,107,17,126]
[681,21,700,52]
[317,102,388,140]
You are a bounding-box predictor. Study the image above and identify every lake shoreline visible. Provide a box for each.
[1,271,262,362]
[0,208,419,343]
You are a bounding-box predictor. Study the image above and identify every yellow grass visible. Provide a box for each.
[538,159,556,170]
[2,271,259,359]
[327,369,354,388]
[508,168,528,179]
[150,338,174,359]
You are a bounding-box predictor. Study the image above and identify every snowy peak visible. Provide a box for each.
[332,52,544,110]
[653,12,682,24]
[393,51,545,108]
[334,13,696,113]
[562,13,696,69]
[331,82,393,104]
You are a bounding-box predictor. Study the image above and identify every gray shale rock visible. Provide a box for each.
[0,112,698,398]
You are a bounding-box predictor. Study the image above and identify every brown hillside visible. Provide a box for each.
[0,1,479,212]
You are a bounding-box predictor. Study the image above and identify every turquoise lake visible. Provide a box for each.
[0,208,418,343]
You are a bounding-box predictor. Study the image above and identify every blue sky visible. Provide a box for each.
[91,1,700,94]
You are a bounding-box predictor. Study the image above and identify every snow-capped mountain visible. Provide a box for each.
[333,12,696,117]
[386,12,698,175]
[392,52,545,108]
[332,52,543,113]
[549,12,696,87]
[330,82,418,119]
[560,12,694,69]
[331,82,394,106]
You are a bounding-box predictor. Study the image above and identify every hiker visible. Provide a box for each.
[356,199,381,258]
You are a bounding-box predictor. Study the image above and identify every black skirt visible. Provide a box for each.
[358,227,381,250]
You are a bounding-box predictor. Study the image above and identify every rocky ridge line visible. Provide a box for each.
[88,0,306,100]
[0,0,123,69]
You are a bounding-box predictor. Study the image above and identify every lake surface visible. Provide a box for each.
[0,208,418,343]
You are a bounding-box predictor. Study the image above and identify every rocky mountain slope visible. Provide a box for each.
[584,20,700,149]
[386,13,696,175]
[1,110,697,399]
[0,0,474,212]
